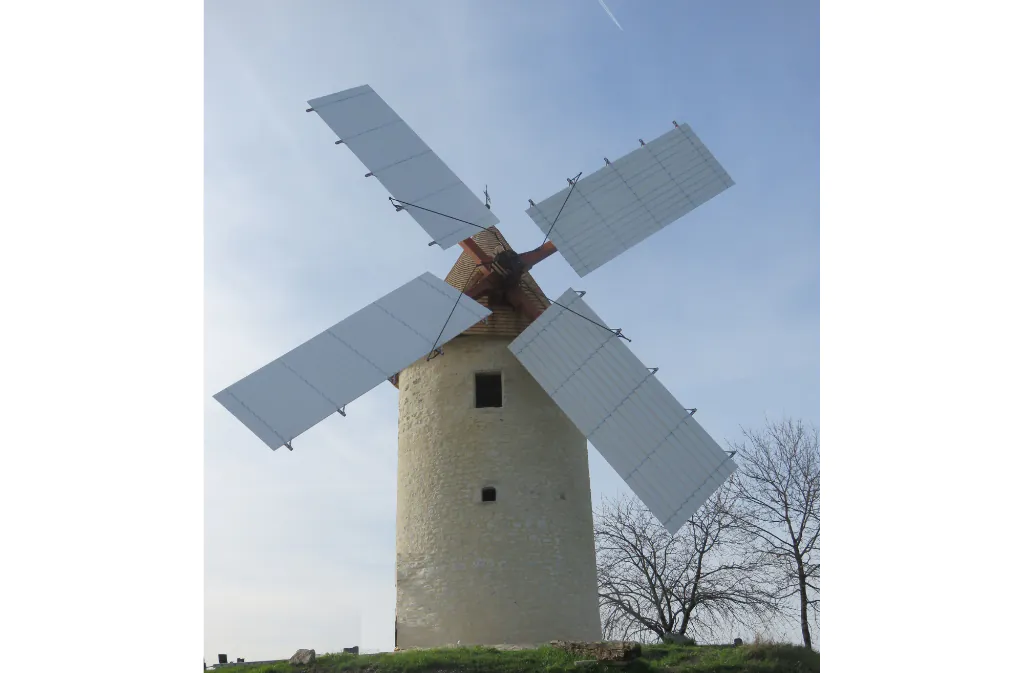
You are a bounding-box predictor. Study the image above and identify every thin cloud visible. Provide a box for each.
[597,0,624,31]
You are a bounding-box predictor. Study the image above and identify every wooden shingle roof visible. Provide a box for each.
[444,227,550,339]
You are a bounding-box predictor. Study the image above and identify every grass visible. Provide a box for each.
[225,642,819,673]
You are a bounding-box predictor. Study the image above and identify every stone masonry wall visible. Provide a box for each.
[395,335,601,648]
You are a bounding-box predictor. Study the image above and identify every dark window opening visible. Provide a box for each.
[482,486,497,502]
[475,372,502,408]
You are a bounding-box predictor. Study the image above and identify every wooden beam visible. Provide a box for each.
[506,285,544,321]
[458,237,493,265]
[458,236,501,300]
[464,271,502,300]
[518,240,558,270]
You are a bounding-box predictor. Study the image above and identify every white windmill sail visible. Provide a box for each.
[308,85,499,249]
[508,289,736,533]
[526,123,733,277]
[214,272,491,450]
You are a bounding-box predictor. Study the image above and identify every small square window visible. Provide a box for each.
[475,372,502,408]
[482,487,497,502]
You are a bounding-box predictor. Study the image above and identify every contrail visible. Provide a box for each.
[597,0,624,31]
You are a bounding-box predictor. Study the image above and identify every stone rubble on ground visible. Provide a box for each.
[288,649,315,665]
[549,641,641,662]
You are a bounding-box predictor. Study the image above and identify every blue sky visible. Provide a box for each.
[205,0,818,660]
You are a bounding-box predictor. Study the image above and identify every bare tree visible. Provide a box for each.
[594,480,780,644]
[731,418,820,649]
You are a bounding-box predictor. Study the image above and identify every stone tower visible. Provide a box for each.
[393,228,602,648]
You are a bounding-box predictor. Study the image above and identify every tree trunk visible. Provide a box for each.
[797,566,812,648]
[679,607,691,637]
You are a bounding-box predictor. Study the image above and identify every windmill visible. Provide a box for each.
[214,84,737,648]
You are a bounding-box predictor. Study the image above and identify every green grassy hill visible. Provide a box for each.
[226,642,819,673]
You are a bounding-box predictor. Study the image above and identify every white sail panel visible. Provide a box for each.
[508,290,736,533]
[526,124,733,277]
[215,272,491,450]
[309,85,498,249]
